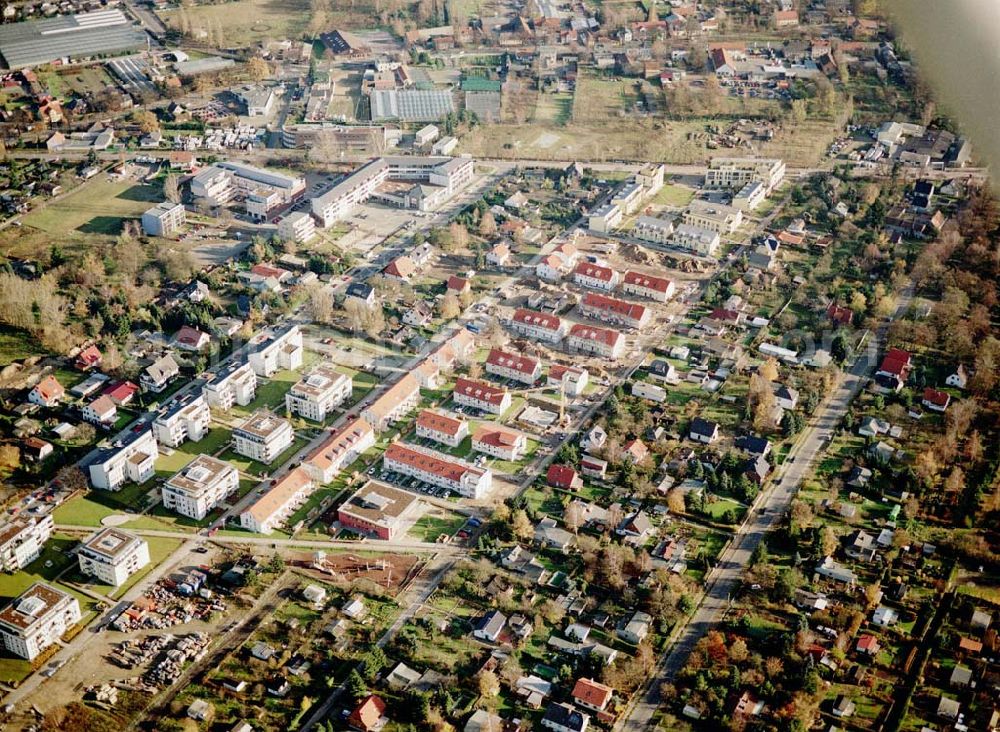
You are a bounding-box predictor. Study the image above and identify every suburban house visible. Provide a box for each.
[921,387,951,412]
[689,417,720,444]
[472,610,507,642]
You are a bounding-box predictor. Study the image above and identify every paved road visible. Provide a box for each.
[617,286,914,732]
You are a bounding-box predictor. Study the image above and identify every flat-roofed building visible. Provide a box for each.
[191,166,234,206]
[141,201,186,237]
[672,223,721,256]
[415,409,468,448]
[635,163,665,196]
[153,394,210,448]
[338,481,419,540]
[485,348,542,385]
[510,308,567,343]
[361,373,420,432]
[301,417,375,484]
[705,157,785,193]
[579,292,651,329]
[77,528,149,587]
[246,188,283,221]
[684,199,743,234]
[88,428,158,490]
[204,361,257,410]
[733,180,766,211]
[232,411,294,464]
[383,443,491,498]
[163,455,239,520]
[215,161,306,202]
[285,364,352,422]
[240,467,314,534]
[622,271,675,302]
[632,215,674,244]
[0,516,53,573]
[248,325,303,377]
[454,377,511,415]
[277,211,317,243]
[567,324,625,359]
[0,583,81,660]
[588,203,622,233]
[611,181,644,214]
[472,425,527,461]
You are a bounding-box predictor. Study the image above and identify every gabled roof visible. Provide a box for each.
[572,677,613,708]
[623,270,672,293]
[573,261,616,282]
[513,308,562,332]
[547,464,579,488]
[416,409,465,437]
[32,375,64,401]
[568,323,622,348]
[486,348,539,376]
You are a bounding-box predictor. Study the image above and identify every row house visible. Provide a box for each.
[572,261,620,292]
[579,292,651,329]
[632,215,675,245]
[361,373,420,431]
[454,377,511,415]
[547,364,590,396]
[511,308,567,343]
[472,425,527,462]
[383,443,492,498]
[566,324,625,359]
[415,409,469,448]
[301,417,376,484]
[486,348,542,385]
[240,467,314,534]
[622,271,675,303]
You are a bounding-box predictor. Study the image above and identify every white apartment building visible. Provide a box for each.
[579,292,651,329]
[246,188,283,221]
[240,467,314,534]
[622,271,675,303]
[285,364,352,422]
[632,216,675,244]
[635,163,665,197]
[232,411,295,464]
[0,516,53,573]
[204,361,257,410]
[510,308,567,343]
[611,181,644,214]
[684,200,744,234]
[472,425,527,462]
[362,373,420,432]
[311,156,475,227]
[415,409,469,448]
[567,324,625,359]
[88,428,159,490]
[301,417,375,484]
[216,161,307,202]
[705,157,786,193]
[77,528,150,587]
[153,394,210,448]
[141,201,186,237]
[248,326,303,377]
[672,223,721,257]
[733,180,766,211]
[190,166,234,206]
[485,348,542,385]
[277,211,317,243]
[163,454,240,520]
[587,203,622,233]
[454,377,512,415]
[383,443,492,499]
[547,364,589,396]
[572,261,620,291]
[0,583,81,660]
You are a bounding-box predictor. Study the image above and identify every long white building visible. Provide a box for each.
[153,394,211,448]
[672,223,721,257]
[204,361,257,411]
[0,516,53,573]
[705,157,785,193]
[285,364,352,422]
[0,583,81,660]
[383,443,492,499]
[240,467,313,534]
[76,528,150,587]
[163,454,240,520]
[301,417,375,484]
[311,156,475,227]
[88,427,159,490]
[684,199,743,234]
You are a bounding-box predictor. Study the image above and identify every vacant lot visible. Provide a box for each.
[160,0,311,47]
[532,93,573,126]
[37,66,114,99]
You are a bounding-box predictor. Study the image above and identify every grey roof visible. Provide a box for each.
[370,89,455,122]
[0,10,147,69]
[465,91,501,121]
[175,56,236,76]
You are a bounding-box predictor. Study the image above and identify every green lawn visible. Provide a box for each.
[154,427,233,477]
[21,177,161,237]
[651,182,696,208]
[0,534,79,599]
[218,435,308,477]
[53,481,156,527]
[231,369,299,417]
[407,511,467,542]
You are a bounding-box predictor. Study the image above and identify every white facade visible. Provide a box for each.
[285,365,352,422]
[611,181,644,214]
[684,200,743,234]
[454,378,512,415]
[547,365,589,396]
[622,271,675,303]
[141,201,186,237]
[632,216,674,244]
[415,410,469,448]
[77,528,150,587]
[248,326,303,377]
[588,203,622,233]
[0,583,81,661]
[705,157,785,193]
[0,516,53,573]
[277,211,317,243]
[240,467,314,534]
[672,223,721,256]
[733,180,766,211]
[232,412,295,464]
[510,309,567,343]
[301,417,375,484]
[632,380,667,403]
[567,324,625,359]
[361,373,420,431]
[88,428,159,490]
[472,426,527,461]
[246,189,283,221]
[153,395,211,448]
[383,443,492,499]
[204,361,258,410]
[190,167,234,206]
[572,262,619,291]
[163,454,240,520]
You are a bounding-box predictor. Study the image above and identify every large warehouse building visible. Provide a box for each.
[0,9,147,69]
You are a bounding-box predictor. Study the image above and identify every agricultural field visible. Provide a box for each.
[160,0,312,47]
